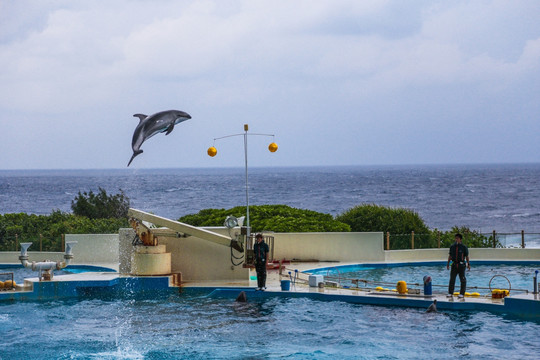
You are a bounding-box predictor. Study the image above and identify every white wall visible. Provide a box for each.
[65,234,119,268]
[118,228,249,281]
[3,230,538,281]
[273,232,384,262]
[0,234,119,270]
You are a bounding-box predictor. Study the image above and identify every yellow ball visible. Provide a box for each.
[3,280,16,288]
[207,146,217,157]
[396,280,407,294]
[268,142,278,153]
[375,286,384,291]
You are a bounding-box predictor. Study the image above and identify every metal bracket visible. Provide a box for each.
[129,218,158,246]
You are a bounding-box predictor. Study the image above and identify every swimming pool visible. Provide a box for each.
[1,288,539,359]
[0,265,116,284]
[310,262,540,295]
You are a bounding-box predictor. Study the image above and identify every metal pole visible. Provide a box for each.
[386,231,390,250]
[244,124,250,237]
[411,231,415,250]
[437,230,440,249]
[492,230,496,248]
[521,230,525,248]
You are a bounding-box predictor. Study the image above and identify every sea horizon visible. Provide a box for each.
[1,161,539,175]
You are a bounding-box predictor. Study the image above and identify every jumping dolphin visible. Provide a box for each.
[128,109,192,166]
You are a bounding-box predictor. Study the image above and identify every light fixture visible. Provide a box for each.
[224,215,239,229]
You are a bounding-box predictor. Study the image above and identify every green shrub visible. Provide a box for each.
[0,211,128,251]
[436,226,497,248]
[178,204,350,233]
[336,204,432,249]
[336,204,430,234]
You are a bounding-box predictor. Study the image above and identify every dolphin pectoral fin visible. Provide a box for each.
[165,123,175,135]
[127,150,143,167]
[133,114,147,122]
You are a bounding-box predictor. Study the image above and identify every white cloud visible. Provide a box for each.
[0,0,539,169]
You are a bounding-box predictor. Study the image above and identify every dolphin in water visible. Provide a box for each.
[128,109,192,166]
[235,291,247,302]
[426,299,437,313]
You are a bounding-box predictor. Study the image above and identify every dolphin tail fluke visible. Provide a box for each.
[127,150,143,167]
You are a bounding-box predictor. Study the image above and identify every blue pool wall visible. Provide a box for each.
[0,274,172,302]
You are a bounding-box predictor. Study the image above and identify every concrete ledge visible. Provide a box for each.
[384,248,540,263]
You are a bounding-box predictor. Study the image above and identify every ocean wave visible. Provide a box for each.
[512,212,540,218]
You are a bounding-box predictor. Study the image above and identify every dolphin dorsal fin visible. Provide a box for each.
[133,114,147,123]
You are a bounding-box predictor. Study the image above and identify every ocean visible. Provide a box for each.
[1,164,539,234]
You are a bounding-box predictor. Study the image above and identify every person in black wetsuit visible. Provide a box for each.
[253,233,269,290]
[447,233,470,298]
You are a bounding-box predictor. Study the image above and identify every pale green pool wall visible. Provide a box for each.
[1,231,538,281]
[0,234,119,270]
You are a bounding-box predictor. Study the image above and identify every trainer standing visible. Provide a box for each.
[447,233,470,298]
[253,233,269,290]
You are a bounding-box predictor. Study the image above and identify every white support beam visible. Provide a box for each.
[128,208,232,248]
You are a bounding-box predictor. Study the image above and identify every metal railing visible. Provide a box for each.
[385,231,540,250]
[245,232,275,265]
[0,234,66,252]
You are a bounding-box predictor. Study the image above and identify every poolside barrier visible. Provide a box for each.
[308,275,323,287]
[423,276,432,295]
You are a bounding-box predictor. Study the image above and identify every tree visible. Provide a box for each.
[438,226,497,248]
[71,188,130,219]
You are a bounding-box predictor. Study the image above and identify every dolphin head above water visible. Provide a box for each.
[128,109,192,166]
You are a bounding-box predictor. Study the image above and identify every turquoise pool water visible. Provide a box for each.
[310,263,540,294]
[1,290,539,359]
[1,263,539,358]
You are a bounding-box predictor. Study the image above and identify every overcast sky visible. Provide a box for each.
[1,0,539,170]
